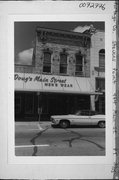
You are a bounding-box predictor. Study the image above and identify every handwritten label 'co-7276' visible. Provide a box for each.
[79,2,105,11]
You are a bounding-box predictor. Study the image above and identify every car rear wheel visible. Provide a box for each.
[98,121,105,128]
[59,120,70,128]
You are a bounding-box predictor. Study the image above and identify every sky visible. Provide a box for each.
[15,21,104,65]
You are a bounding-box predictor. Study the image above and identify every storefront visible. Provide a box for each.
[15,91,90,121]
[95,94,105,114]
[15,72,95,121]
[95,78,105,114]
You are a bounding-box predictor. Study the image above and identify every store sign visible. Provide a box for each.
[14,73,94,94]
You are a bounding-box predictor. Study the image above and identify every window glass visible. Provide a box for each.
[75,110,81,115]
[80,110,89,116]
[60,53,67,74]
[99,49,105,69]
[43,52,51,73]
[96,78,105,91]
[90,111,96,116]
[75,54,83,76]
[25,94,34,114]
[15,96,21,114]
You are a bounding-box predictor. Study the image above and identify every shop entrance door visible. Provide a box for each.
[95,95,105,114]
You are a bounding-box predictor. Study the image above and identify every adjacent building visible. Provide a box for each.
[90,30,105,114]
[15,26,105,121]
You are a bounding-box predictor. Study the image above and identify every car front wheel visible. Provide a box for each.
[98,121,105,128]
[59,120,70,128]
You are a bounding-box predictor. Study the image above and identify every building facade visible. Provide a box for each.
[90,30,105,114]
[15,26,105,121]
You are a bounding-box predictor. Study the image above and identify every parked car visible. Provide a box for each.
[50,110,105,128]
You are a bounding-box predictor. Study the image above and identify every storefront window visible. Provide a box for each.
[25,94,34,114]
[75,53,83,76]
[96,78,105,91]
[15,96,21,114]
[43,52,51,73]
[95,96,105,114]
[60,53,67,74]
[99,49,105,69]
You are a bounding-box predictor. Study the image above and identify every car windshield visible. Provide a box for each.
[75,111,81,115]
[74,110,99,116]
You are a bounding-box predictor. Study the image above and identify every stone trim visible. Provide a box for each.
[36,27,91,48]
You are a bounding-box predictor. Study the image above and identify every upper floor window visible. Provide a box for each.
[75,53,83,76]
[60,53,67,74]
[43,51,51,73]
[99,49,105,69]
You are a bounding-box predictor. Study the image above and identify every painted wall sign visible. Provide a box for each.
[14,73,94,94]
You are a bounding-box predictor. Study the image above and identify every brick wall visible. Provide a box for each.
[15,28,91,77]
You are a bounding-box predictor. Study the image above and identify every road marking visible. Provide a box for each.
[15,129,40,132]
[15,144,50,148]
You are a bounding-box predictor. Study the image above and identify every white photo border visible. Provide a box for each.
[8,14,113,165]
[0,1,116,179]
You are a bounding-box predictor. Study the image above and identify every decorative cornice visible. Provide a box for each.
[36,27,91,48]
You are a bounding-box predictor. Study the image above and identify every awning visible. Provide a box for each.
[14,73,102,95]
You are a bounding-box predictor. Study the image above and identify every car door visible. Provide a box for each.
[80,111,92,125]
[89,111,98,125]
[73,111,91,125]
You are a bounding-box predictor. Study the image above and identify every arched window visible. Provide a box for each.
[75,53,83,76]
[60,53,67,74]
[43,51,51,73]
[99,49,105,69]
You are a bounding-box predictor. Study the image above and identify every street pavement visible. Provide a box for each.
[15,121,105,156]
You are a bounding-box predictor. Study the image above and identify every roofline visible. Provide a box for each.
[36,26,91,38]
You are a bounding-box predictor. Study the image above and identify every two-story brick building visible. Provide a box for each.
[15,26,104,121]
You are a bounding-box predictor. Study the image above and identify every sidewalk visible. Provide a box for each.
[15,121,52,130]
